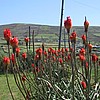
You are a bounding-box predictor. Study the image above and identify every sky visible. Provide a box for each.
[0,0,100,26]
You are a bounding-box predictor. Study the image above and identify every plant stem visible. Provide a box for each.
[6,67,14,100]
[29,26,31,50]
[67,31,71,50]
[32,30,35,59]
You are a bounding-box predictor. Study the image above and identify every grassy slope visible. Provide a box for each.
[0,74,24,100]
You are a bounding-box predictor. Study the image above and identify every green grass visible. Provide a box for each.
[93,33,100,37]
[0,74,24,100]
[35,33,57,38]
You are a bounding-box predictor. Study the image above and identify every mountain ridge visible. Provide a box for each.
[0,23,100,43]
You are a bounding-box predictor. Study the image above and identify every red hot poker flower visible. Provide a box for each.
[61,48,65,53]
[10,37,19,48]
[84,17,89,32]
[79,48,85,55]
[64,16,72,31]
[22,52,27,60]
[81,81,87,89]
[81,34,86,44]
[67,54,71,61]
[31,64,34,68]
[3,28,12,42]
[24,37,29,43]
[16,47,20,56]
[43,51,47,56]
[65,48,68,52]
[3,57,10,65]
[36,48,42,56]
[92,54,98,62]
[70,31,77,41]
[79,54,86,62]
[88,44,92,52]
[10,54,15,64]
[58,58,63,64]
[85,62,88,69]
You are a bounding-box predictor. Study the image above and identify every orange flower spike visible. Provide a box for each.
[10,54,15,64]
[36,48,42,55]
[58,58,63,64]
[71,31,77,39]
[81,34,86,44]
[81,81,87,89]
[3,28,12,42]
[79,48,86,55]
[67,54,71,61]
[31,64,34,68]
[84,16,89,32]
[64,16,72,30]
[24,37,29,43]
[16,47,20,57]
[92,54,98,62]
[65,48,68,52]
[3,57,10,65]
[61,48,65,53]
[85,62,89,69]
[81,34,86,41]
[88,44,92,50]
[22,52,27,60]
[79,54,86,62]
[10,37,19,48]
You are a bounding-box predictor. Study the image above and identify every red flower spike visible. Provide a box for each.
[84,17,89,32]
[10,54,15,64]
[10,37,19,48]
[81,34,86,41]
[22,53,27,60]
[65,48,68,52]
[81,81,87,89]
[67,54,71,61]
[79,48,85,55]
[36,48,42,56]
[48,48,53,54]
[64,16,72,31]
[16,47,20,56]
[24,37,29,43]
[61,48,65,53]
[88,44,92,50]
[79,54,86,62]
[85,62,88,69]
[92,54,98,62]
[3,57,10,65]
[3,28,12,42]
[70,31,77,42]
[58,58,63,64]
[43,51,47,56]
[31,64,34,68]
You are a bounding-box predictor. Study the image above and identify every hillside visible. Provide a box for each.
[0,23,100,43]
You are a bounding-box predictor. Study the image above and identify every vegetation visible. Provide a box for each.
[0,74,23,100]
[0,17,100,100]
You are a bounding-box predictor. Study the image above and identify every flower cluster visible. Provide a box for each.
[2,16,100,100]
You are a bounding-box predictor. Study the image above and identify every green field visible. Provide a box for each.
[0,74,23,100]
[93,33,100,37]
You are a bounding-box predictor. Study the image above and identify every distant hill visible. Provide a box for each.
[0,23,100,43]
